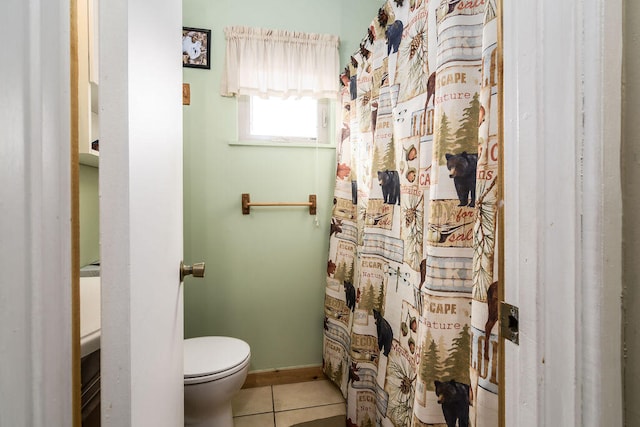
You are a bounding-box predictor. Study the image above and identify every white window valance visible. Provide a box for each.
[220,26,340,100]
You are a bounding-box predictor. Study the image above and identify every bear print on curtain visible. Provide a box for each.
[323,0,501,426]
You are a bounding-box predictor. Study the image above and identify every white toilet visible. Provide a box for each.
[184,336,251,426]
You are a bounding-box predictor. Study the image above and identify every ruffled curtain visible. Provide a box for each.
[220,26,340,99]
[323,0,501,426]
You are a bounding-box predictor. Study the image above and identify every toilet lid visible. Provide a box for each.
[184,336,250,379]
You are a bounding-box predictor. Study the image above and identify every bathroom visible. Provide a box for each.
[78,0,380,424]
[2,2,638,425]
[72,0,640,425]
[181,0,378,372]
[78,0,378,378]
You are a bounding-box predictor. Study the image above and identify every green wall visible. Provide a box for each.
[79,164,100,267]
[182,0,378,371]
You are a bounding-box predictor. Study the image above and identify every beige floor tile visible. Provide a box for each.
[273,380,344,412]
[234,412,275,427]
[232,386,273,417]
[274,403,346,427]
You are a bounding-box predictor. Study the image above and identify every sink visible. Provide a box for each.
[80,276,101,357]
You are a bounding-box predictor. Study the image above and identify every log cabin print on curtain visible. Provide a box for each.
[323,0,501,426]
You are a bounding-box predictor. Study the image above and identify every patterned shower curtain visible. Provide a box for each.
[323,0,500,426]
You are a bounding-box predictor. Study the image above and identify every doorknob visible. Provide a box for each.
[180,261,205,282]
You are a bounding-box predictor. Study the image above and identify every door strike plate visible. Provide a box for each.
[499,302,519,345]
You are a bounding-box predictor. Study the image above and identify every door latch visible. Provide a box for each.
[499,302,519,345]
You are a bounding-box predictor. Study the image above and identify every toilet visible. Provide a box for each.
[184,336,251,426]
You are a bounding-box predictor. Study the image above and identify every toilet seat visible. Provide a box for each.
[184,336,251,385]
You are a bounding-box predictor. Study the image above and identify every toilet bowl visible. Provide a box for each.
[184,336,251,427]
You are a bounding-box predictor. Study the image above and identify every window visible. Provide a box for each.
[221,26,339,146]
[238,95,330,144]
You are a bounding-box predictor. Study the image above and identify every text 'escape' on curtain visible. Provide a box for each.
[323,0,500,426]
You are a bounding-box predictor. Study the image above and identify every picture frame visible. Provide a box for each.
[182,27,211,69]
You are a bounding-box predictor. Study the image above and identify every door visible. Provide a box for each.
[99,0,184,425]
[501,0,623,426]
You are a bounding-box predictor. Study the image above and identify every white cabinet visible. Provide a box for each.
[77,0,99,167]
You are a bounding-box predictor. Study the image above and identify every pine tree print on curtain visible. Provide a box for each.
[323,0,501,425]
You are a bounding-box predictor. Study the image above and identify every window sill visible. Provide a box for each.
[228,139,336,149]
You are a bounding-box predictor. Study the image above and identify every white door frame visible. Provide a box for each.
[0,0,73,425]
[502,0,623,425]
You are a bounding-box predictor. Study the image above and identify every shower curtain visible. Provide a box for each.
[323,0,500,426]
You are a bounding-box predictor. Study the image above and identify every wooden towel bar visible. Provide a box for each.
[241,193,317,215]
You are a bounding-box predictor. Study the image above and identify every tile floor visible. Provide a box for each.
[232,380,346,427]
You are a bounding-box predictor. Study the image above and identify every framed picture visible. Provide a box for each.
[182,27,211,69]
